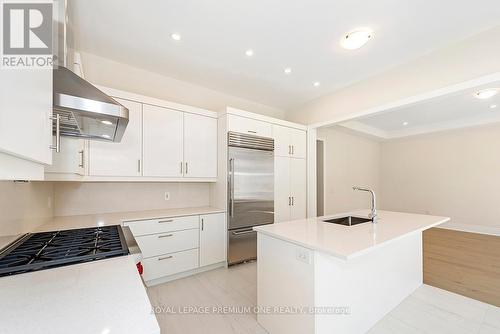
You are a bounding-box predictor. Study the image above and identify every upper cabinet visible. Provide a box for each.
[0,65,52,180]
[184,113,217,178]
[227,114,272,138]
[89,98,143,177]
[143,104,183,177]
[46,87,218,182]
[273,125,307,159]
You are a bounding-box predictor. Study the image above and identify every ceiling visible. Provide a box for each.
[338,81,500,139]
[69,0,500,110]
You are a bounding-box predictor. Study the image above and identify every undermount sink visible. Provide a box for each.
[323,216,372,226]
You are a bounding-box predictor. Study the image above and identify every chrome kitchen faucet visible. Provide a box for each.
[353,186,378,224]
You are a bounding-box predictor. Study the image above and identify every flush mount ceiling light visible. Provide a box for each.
[340,28,373,50]
[313,81,321,87]
[245,49,254,57]
[171,33,181,41]
[474,88,498,99]
[402,121,409,126]
[490,104,498,109]
[284,67,292,74]
[101,120,112,125]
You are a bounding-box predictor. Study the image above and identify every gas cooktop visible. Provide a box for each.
[0,225,129,277]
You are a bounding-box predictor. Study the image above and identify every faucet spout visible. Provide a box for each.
[352,186,378,224]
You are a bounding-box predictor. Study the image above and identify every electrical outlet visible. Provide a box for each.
[164,192,170,201]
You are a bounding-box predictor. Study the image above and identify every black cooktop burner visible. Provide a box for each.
[0,225,129,277]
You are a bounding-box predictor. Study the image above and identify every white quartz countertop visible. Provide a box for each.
[35,206,225,232]
[0,255,160,334]
[254,210,449,260]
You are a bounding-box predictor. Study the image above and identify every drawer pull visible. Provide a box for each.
[158,255,173,261]
[158,219,174,224]
[158,234,173,238]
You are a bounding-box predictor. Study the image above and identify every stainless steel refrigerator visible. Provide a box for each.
[227,132,274,265]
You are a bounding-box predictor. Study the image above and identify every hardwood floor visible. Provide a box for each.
[424,228,500,307]
[147,261,500,334]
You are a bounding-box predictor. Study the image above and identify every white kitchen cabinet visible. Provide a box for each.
[89,98,142,177]
[273,125,307,159]
[142,104,183,177]
[290,158,307,220]
[227,114,273,138]
[0,63,52,180]
[45,137,85,176]
[199,213,226,266]
[184,113,217,178]
[274,156,307,223]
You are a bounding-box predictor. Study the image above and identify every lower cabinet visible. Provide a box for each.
[199,213,226,267]
[125,212,226,285]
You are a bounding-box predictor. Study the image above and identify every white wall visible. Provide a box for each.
[53,182,210,216]
[380,123,500,230]
[0,181,54,236]
[80,52,286,119]
[288,26,500,125]
[317,126,381,215]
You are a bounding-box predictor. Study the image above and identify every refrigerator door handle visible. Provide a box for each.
[232,228,255,235]
[229,158,235,217]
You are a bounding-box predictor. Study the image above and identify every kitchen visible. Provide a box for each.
[1,1,500,333]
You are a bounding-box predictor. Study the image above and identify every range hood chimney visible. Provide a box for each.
[52,0,128,142]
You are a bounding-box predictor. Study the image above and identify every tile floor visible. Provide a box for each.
[147,262,500,334]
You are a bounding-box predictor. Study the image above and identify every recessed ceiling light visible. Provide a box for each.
[474,88,498,99]
[101,120,113,125]
[101,134,111,139]
[402,121,409,126]
[284,67,292,74]
[340,28,373,50]
[313,81,320,87]
[171,33,181,41]
[490,104,498,109]
[245,49,254,57]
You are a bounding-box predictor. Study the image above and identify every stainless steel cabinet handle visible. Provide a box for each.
[78,150,84,168]
[137,159,141,173]
[232,229,254,236]
[185,162,188,174]
[180,161,183,174]
[288,145,291,155]
[201,218,204,231]
[247,130,257,134]
[229,158,235,217]
[50,114,61,153]
[292,145,294,155]
[288,196,291,206]
[158,219,174,224]
[158,255,173,261]
[158,234,173,238]
[292,196,294,206]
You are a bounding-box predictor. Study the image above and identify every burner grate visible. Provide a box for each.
[0,225,129,277]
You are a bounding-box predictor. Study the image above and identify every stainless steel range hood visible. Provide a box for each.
[53,67,129,141]
[52,0,128,142]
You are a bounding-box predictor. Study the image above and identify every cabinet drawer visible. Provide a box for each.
[228,115,272,138]
[135,229,199,258]
[142,248,199,281]
[126,215,199,236]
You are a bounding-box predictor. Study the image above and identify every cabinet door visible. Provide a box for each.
[143,104,183,177]
[184,113,217,178]
[273,125,291,157]
[200,213,226,266]
[89,98,142,176]
[290,158,307,221]
[227,114,273,138]
[45,137,85,175]
[290,129,307,159]
[0,66,52,165]
[274,156,291,223]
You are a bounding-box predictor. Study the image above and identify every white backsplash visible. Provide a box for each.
[53,182,211,216]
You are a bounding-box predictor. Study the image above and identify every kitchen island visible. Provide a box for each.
[253,210,449,334]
